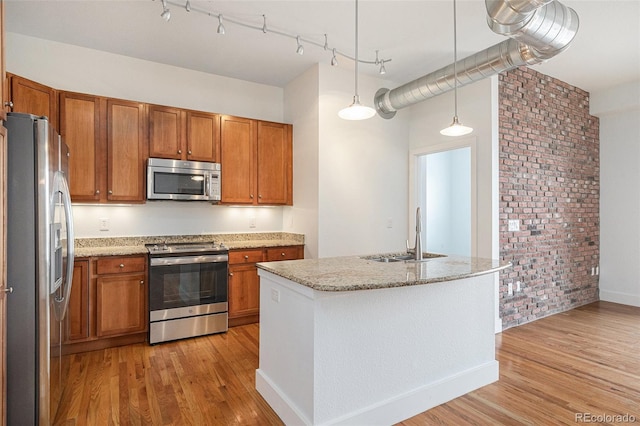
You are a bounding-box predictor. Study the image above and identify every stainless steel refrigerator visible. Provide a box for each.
[5,112,75,425]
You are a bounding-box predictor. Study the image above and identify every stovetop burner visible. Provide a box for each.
[146,241,228,256]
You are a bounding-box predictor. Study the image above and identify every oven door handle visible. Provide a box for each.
[150,254,229,266]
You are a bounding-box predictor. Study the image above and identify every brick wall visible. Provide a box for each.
[499,66,600,329]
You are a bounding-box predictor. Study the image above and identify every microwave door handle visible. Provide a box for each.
[205,173,211,197]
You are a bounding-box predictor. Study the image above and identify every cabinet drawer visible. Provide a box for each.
[96,256,146,275]
[266,246,302,261]
[229,249,264,264]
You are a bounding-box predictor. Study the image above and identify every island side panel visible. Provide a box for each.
[256,271,316,425]
[312,273,498,425]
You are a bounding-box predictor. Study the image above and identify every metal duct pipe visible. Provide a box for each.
[374,0,579,119]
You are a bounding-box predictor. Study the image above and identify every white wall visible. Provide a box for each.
[317,64,410,258]
[407,78,496,259]
[283,66,320,259]
[6,33,287,238]
[592,80,640,307]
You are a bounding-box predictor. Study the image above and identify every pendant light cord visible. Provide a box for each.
[453,0,458,118]
[355,0,360,101]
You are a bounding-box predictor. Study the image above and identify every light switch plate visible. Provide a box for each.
[508,219,520,232]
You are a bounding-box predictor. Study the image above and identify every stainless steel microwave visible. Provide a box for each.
[147,158,221,201]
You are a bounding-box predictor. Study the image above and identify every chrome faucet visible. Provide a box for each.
[406,207,423,261]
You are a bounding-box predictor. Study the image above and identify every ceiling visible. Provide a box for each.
[5,0,640,95]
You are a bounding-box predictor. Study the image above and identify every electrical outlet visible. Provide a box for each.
[99,217,110,231]
[508,219,520,232]
[271,288,280,303]
[516,281,521,292]
[386,217,393,228]
[508,282,513,296]
[249,217,256,228]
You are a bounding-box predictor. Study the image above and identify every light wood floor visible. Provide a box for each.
[54,301,640,425]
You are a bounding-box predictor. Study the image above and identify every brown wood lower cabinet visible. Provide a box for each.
[228,245,303,327]
[63,255,148,354]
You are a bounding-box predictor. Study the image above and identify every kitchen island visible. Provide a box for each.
[255,253,510,426]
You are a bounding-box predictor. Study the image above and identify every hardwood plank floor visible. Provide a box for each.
[54,302,640,425]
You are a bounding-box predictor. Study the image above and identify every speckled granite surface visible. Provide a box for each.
[75,232,304,257]
[257,254,510,292]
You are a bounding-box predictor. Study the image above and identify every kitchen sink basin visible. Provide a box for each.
[363,253,445,263]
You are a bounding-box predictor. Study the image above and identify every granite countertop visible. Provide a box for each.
[256,253,511,292]
[74,232,304,257]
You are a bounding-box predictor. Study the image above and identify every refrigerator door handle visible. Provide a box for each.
[51,171,75,320]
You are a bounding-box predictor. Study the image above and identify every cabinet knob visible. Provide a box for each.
[229,272,234,277]
[3,287,13,294]
[188,150,192,155]
[178,149,182,154]
[4,101,13,109]
[259,195,262,199]
[244,255,249,260]
[281,252,286,257]
[250,194,254,199]
[108,190,113,195]
[95,190,100,195]
[140,280,144,285]
[119,263,125,268]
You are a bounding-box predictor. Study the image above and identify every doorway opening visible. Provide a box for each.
[412,139,476,257]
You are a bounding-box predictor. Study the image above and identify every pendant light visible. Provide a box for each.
[338,0,376,120]
[440,0,473,136]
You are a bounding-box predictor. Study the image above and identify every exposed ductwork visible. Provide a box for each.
[374,0,579,119]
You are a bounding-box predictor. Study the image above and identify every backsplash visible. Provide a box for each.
[499,66,600,329]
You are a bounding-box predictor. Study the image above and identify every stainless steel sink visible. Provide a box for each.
[363,253,445,263]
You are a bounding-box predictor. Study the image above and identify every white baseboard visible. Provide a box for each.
[256,361,499,426]
[600,290,640,307]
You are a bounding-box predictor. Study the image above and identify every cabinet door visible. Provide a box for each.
[220,115,256,204]
[65,260,89,342]
[186,111,219,162]
[96,273,146,337]
[148,105,183,160]
[257,121,292,205]
[59,92,103,202]
[228,264,260,319]
[1,1,7,121]
[107,99,147,202]
[9,75,57,128]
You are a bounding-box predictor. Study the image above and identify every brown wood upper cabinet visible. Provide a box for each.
[60,93,147,203]
[220,116,292,205]
[148,104,220,163]
[7,74,57,128]
[59,91,103,202]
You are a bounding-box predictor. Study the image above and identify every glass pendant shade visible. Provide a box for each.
[440,116,473,136]
[339,96,376,120]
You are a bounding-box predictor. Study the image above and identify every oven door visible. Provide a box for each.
[149,254,228,312]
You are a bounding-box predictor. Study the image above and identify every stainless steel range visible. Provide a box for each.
[146,241,229,344]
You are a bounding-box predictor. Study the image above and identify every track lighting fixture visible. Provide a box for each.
[338,0,376,120]
[217,15,226,35]
[379,60,386,75]
[440,0,473,136]
[160,0,171,21]
[296,36,304,55]
[153,0,391,73]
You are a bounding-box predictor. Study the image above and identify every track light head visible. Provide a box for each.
[331,48,338,66]
[296,36,304,55]
[185,0,191,12]
[379,60,386,75]
[217,15,226,35]
[160,0,171,21]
